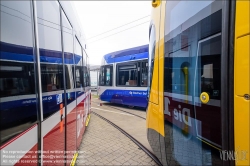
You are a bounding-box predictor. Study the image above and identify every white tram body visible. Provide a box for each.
[0,1,91,165]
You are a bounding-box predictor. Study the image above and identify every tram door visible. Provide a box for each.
[37,1,66,164]
[193,33,223,165]
[62,9,76,162]
[75,39,85,148]
[163,1,231,165]
[83,51,89,124]
[147,5,163,162]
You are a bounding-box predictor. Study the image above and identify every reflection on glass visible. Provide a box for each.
[163,1,223,165]
[0,1,38,146]
[148,26,156,91]
[141,61,148,86]
[37,1,65,120]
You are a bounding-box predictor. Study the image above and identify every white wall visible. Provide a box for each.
[90,70,98,87]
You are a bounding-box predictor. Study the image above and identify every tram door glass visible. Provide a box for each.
[74,40,83,89]
[83,50,87,87]
[0,1,39,146]
[140,61,148,86]
[37,1,66,119]
[148,25,156,100]
[99,65,113,86]
[86,54,90,87]
[62,9,76,160]
[105,67,111,86]
[163,1,224,165]
[62,10,73,93]
[75,39,85,148]
[37,1,66,163]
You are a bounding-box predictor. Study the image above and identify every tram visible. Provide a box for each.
[147,0,249,165]
[0,1,91,165]
[98,45,149,108]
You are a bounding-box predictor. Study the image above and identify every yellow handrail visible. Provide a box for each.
[182,66,189,135]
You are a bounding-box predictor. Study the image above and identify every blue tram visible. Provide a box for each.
[98,45,148,108]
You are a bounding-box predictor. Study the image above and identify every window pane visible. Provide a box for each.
[165,47,192,95]
[75,39,82,66]
[105,67,110,86]
[74,66,83,88]
[40,64,64,92]
[141,61,148,86]
[117,63,137,86]
[86,55,90,86]
[37,1,64,120]
[163,1,223,165]
[99,65,113,86]
[37,1,61,54]
[198,36,221,100]
[83,66,88,87]
[62,11,73,90]
[83,50,87,67]
[74,39,83,88]
[105,66,113,86]
[99,66,105,86]
[0,63,34,97]
[0,0,38,146]
[148,26,156,90]
[62,11,73,65]
[82,52,89,87]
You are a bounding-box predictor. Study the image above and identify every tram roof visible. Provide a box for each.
[104,44,148,60]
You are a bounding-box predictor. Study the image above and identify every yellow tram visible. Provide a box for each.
[146,0,249,165]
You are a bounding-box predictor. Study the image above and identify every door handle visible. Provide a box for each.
[200,92,209,104]
[244,94,250,100]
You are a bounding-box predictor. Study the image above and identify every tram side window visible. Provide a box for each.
[37,1,61,53]
[86,56,91,86]
[99,65,113,86]
[99,66,105,86]
[62,10,72,44]
[0,63,34,97]
[72,66,83,88]
[198,35,221,100]
[117,63,138,86]
[141,61,148,86]
[37,1,69,92]
[74,39,84,88]
[148,25,156,92]
[40,64,70,92]
[83,50,87,67]
[164,46,192,95]
[87,70,91,86]
[62,10,74,65]
[0,1,38,146]
[83,66,89,87]
[105,67,111,86]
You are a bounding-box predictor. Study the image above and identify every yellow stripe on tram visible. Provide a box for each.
[85,114,91,127]
[70,152,79,166]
